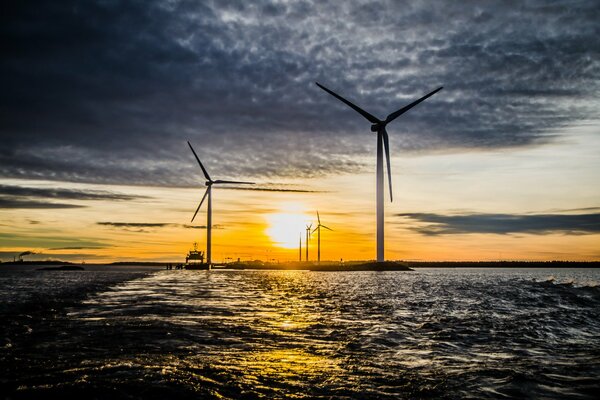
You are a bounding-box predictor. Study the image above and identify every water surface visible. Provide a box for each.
[1,267,599,399]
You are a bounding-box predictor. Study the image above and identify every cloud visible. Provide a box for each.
[182,224,224,230]
[0,185,146,201]
[219,186,323,193]
[0,198,85,209]
[48,246,107,250]
[97,221,171,233]
[97,222,224,230]
[98,222,171,228]
[398,212,600,235]
[0,1,598,185]
[0,251,104,262]
[0,233,107,249]
[0,184,146,209]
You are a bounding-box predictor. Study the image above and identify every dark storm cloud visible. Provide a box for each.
[0,1,598,185]
[398,212,600,235]
[0,198,85,209]
[0,185,146,200]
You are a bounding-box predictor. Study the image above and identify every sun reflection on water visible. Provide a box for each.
[239,349,339,378]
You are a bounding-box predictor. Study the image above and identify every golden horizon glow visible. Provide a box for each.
[1,122,599,263]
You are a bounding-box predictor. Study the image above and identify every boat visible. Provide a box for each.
[184,242,210,270]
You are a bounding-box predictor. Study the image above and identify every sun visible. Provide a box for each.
[266,204,311,249]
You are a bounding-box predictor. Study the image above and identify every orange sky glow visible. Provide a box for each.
[2,122,599,263]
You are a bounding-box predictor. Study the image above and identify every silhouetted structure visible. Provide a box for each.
[305,223,312,262]
[315,82,442,262]
[312,211,332,263]
[185,242,205,264]
[188,141,254,265]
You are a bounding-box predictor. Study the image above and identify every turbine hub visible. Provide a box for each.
[371,122,384,132]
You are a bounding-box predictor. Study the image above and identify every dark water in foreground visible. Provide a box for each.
[1,267,599,399]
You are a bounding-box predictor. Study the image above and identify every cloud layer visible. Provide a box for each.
[97,222,222,232]
[0,185,144,200]
[398,212,600,235]
[0,198,85,209]
[1,1,598,185]
[0,184,146,208]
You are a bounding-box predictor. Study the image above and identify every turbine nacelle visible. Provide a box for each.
[370,122,385,132]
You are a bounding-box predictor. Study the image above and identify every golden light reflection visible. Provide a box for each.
[238,349,340,380]
[224,271,341,385]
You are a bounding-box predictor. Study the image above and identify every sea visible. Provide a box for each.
[1,266,599,399]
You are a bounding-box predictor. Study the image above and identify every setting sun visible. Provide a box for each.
[266,204,311,249]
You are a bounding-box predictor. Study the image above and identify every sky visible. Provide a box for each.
[1,0,599,262]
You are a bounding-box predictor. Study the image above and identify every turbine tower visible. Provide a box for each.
[305,223,312,262]
[315,82,442,262]
[312,211,332,264]
[299,233,302,262]
[188,141,254,265]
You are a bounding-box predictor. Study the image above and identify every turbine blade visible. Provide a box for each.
[321,225,333,231]
[384,86,443,124]
[312,226,319,234]
[315,82,381,124]
[382,129,393,202]
[213,180,255,184]
[191,188,209,222]
[187,141,212,182]
[317,210,321,224]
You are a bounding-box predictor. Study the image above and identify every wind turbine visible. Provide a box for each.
[299,233,302,262]
[188,141,254,265]
[315,82,442,262]
[305,223,312,262]
[312,211,332,263]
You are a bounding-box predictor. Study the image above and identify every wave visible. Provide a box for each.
[538,275,599,289]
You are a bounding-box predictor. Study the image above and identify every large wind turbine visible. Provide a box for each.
[312,211,332,263]
[315,82,442,262]
[188,141,254,265]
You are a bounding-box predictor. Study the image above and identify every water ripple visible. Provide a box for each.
[1,268,599,399]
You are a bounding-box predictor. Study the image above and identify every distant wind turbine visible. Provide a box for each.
[299,233,302,262]
[315,82,442,262]
[305,223,312,262]
[188,141,254,265]
[312,211,332,264]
